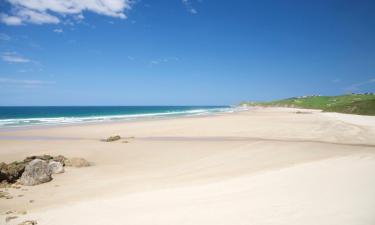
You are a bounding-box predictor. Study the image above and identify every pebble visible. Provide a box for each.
[18,210,27,215]
[5,215,18,222]
[18,220,37,225]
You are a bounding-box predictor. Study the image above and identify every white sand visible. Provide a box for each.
[1,108,375,225]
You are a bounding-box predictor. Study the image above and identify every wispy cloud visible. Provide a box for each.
[18,68,34,73]
[0,33,11,41]
[1,0,133,26]
[182,0,197,14]
[345,78,375,92]
[149,57,179,66]
[0,78,55,88]
[1,52,30,63]
[0,78,54,85]
[53,28,63,33]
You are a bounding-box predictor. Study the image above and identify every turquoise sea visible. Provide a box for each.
[0,106,234,128]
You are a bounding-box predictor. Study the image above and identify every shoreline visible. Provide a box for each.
[1,107,375,225]
[0,106,241,132]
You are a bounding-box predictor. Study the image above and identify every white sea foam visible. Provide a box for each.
[0,107,240,128]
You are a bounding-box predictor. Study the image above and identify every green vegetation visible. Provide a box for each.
[240,94,375,116]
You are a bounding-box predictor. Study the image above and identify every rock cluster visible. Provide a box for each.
[104,135,121,142]
[0,155,90,187]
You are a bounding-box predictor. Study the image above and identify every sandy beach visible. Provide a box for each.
[1,107,375,225]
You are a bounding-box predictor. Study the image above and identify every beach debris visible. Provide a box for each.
[64,157,90,167]
[19,159,52,186]
[29,200,34,203]
[18,220,37,225]
[104,135,121,142]
[48,161,64,174]
[5,215,18,223]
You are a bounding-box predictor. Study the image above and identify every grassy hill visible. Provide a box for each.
[240,94,375,116]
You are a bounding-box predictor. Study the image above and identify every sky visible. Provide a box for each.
[0,0,374,106]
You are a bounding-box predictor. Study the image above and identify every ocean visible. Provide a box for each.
[0,106,234,128]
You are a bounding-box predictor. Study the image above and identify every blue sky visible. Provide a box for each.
[0,0,374,106]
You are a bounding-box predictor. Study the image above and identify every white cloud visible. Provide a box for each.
[0,13,23,25]
[0,33,11,41]
[1,0,133,26]
[0,78,55,85]
[1,52,30,63]
[53,28,63,33]
[182,0,197,14]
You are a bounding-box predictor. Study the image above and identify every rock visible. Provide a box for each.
[52,155,67,166]
[19,159,52,186]
[48,161,64,174]
[0,191,8,198]
[17,210,27,215]
[0,161,26,183]
[5,210,15,214]
[18,220,37,225]
[104,135,121,142]
[5,215,18,222]
[0,181,12,188]
[23,155,53,164]
[64,158,90,167]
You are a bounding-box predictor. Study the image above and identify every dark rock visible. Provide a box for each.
[18,220,37,225]
[23,155,53,164]
[5,216,18,223]
[104,135,121,142]
[0,161,26,183]
[19,159,52,186]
